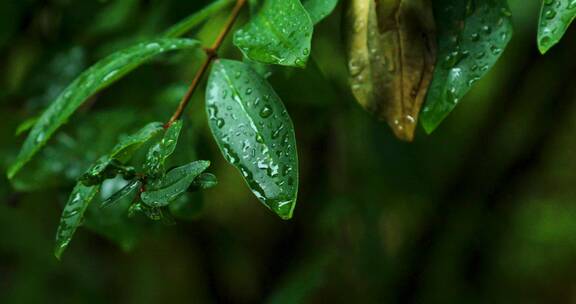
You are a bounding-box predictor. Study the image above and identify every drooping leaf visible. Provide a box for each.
[206,59,299,220]
[303,0,339,24]
[101,179,141,208]
[420,0,513,133]
[8,39,200,179]
[54,183,99,259]
[85,177,144,251]
[141,160,210,207]
[233,0,313,68]
[538,0,576,53]
[143,120,183,177]
[345,0,436,141]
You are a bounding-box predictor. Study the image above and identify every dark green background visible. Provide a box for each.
[1,0,576,303]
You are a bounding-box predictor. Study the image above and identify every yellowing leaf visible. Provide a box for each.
[345,0,436,141]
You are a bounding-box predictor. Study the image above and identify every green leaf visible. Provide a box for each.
[101,179,141,208]
[538,0,576,53]
[54,183,99,259]
[141,160,211,207]
[15,116,38,136]
[191,173,218,190]
[164,0,233,38]
[303,0,339,24]
[143,120,183,177]
[206,59,299,220]
[8,39,200,179]
[80,122,163,185]
[109,122,165,162]
[233,0,313,68]
[420,0,513,133]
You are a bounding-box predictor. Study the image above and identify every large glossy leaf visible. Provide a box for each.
[345,0,436,141]
[538,0,576,53]
[233,0,313,68]
[420,0,513,133]
[141,160,210,207]
[54,183,99,259]
[303,0,339,24]
[8,39,200,179]
[143,120,183,177]
[206,59,299,220]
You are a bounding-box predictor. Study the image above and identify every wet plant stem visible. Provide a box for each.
[166,0,247,128]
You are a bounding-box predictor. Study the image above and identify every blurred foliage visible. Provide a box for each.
[1,0,576,303]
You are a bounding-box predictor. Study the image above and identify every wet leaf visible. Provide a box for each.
[538,0,576,53]
[206,59,299,220]
[141,160,210,207]
[345,0,436,141]
[303,0,339,24]
[233,0,313,68]
[109,122,165,162]
[80,122,163,185]
[101,179,141,208]
[54,183,99,259]
[420,0,513,133]
[8,39,200,179]
[191,172,218,190]
[143,120,183,177]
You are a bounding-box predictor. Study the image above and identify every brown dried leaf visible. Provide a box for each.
[345,0,436,141]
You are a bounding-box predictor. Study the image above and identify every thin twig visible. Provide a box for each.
[166,0,247,128]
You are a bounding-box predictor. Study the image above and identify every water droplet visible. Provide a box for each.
[260,106,273,118]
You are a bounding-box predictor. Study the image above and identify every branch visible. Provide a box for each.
[166,0,247,128]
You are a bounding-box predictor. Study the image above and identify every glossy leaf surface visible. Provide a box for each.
[233,0,313,68]
[141,161,210,207]
[8,39,200,179]
[345,0,436,141]
[80,122,163,185]
[206,60,298,220]
[538,0,576,53]
[420,0,513,133]
[191,173,218,190]
[54,183,99,259]
[143,120,183,177]
[101,180,141,208]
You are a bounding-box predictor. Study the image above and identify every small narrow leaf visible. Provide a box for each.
[420,0,513,133]
[143,120,183,177]
[303,0,339,24]
[345,0,436,141]
[55,183,99,259]
[192,173,218,190]
[233,0,313,67]
[110,122,164,162]
[141,160,210,207]
[8,39,200,179]
[101,180,141,208]
[538,0,576,53]
[80,122,163,185]
[206,60,299,220]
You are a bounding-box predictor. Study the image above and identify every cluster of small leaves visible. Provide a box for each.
[55,120,215,259]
